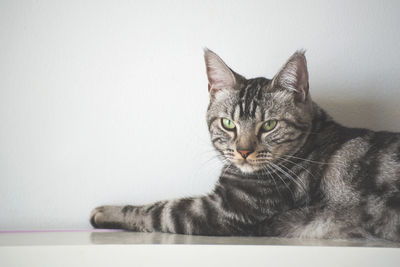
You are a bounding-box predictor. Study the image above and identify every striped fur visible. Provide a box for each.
[90,50,400,241]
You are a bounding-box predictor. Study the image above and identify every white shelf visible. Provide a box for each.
[1,231,399,267]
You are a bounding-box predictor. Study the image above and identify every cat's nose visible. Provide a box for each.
[237,149,253,159]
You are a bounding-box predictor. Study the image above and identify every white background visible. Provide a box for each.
[0,0,399,230]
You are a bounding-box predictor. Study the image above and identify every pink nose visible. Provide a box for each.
[237,150,253,159]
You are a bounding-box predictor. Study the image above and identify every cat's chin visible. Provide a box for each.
[235,162,260,174]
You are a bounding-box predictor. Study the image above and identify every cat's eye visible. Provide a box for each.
[221,118,236,130]
[262,120,277,132]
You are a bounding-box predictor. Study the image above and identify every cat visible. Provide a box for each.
[90,49,400,241]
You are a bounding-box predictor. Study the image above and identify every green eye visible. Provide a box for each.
[262,120,277,132]
[221,118,236,130]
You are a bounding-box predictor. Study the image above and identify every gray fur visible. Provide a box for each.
[91,49,400,241]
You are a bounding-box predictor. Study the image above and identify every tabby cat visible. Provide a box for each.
[90,49,400,241]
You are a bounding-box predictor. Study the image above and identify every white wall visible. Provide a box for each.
[0,0,399,229]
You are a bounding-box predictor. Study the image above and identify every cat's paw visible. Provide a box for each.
[90,206,105,228]
[90,206,124,229]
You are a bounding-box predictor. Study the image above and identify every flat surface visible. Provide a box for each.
[1,230,399,247]
[1,231,400,267]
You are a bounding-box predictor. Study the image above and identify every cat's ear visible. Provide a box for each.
[204,48,239,97]
[272,50,309,102]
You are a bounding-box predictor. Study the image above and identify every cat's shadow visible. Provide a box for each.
[316,97,400,132]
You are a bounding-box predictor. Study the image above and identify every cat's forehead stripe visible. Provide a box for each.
[238,78,269,119]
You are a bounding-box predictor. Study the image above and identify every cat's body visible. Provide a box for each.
[91,50,400,241]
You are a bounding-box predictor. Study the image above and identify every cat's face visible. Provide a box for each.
[205,49,314,173]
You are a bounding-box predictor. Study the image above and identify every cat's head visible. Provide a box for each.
[205,49,314,173]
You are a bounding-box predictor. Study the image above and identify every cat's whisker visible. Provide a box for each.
[275,155,316,180]
[190,154,223,182]
[199,148,236,163]
[261,165,283,198]
[220,162,234,178]
[197,149,221,157]
[267,162,295,201]
[282,154,345,167]
[275,162,309,205]
[269,161,305,197]
[276,162,307,189]
[199,154,224,167]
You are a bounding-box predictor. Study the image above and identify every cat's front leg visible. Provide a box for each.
[90,198,209,234]
[90,199,197,234]
[90,195,250,235]
[90,201,185,232]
